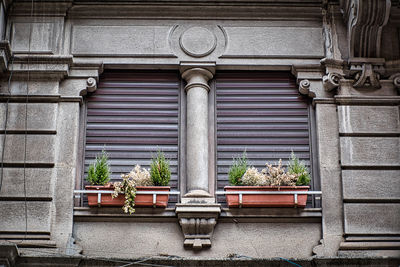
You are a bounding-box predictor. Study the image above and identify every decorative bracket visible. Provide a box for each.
[340,0,391,58]
[175,203,221,250]
[86,77,97,93]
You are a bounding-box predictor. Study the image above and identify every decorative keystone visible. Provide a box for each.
[175,203,221,250]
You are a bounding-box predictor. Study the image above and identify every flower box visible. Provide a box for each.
[224,186,309,208]
[86,185,170,208]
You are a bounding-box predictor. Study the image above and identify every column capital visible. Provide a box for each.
[181,68,214,92]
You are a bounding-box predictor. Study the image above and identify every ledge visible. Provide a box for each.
[74,207,321,223]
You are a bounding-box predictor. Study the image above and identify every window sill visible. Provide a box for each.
[73,207,321,223]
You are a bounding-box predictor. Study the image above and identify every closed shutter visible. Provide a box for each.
[84,71,180,205]
[216,72,311,203]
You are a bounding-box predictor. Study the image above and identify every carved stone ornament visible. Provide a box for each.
[340,0,391,58]
[179,27,217,57]
[389,73,400,93]
[86,77,97,92]
[175,203,221,250]
[352,63,380,88]
[299,79,311,95]
[323,72,342,92]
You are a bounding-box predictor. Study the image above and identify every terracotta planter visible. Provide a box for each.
[224,186,310,208]
[86,185,170,208]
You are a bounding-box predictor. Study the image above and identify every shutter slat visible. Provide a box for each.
[84,71,180,207]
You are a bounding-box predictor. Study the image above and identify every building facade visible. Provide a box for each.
[0,0,399,266]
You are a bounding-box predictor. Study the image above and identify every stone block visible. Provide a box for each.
[71,25,174,56]
[338,106,400,134]
[0,103,57,131]
[340,137,400,166]
[0,80,59,95]
[0,201,51,232]
[342,170,400,200]
[11,22,54,53]
[0,168,53,198]
[222,26,323,58]
[55,103,79,166]
[0,134,55,164]
[344,204,400,234]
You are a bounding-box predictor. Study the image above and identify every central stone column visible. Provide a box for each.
[181,67,213,197]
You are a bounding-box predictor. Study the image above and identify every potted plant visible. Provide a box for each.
[112,151,171,214]
[85,149,120,206]
[224,152,311,208]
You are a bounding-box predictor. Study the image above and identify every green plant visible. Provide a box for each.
[113,164,152,214]
[287,152,311,186]
[150,151,171,186]
[228,152,248,186]
[86,149,111,185]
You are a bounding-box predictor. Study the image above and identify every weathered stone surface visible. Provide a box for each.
[344,204,400,234]
[315,104,343,256]
[0,201,51,232]
[0,134,55,164]
[74,221,320,258]
[55,103,79,166]
[0,103,57,131]
[338,106,400,134]
[340,137,400,166]
[0,80,59,95]
[71,25,174,56]
[0,168,54,198]
[342,170,400,200]
[222,26,324,58]
[11,22,54,53]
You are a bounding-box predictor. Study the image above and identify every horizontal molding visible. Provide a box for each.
[312,98,335,105]
[341,165,400,170]
[335,96,400,105]
[0,163,55,168]
[0,197,52,202]
[345,234,400,242]
[3,239,57,248]
[0,95,83,103]
[73,53,178,58]
[219,55,323,59]
[0,130,57,135]
[343,199,400,204]
[339,132,400,137]
[340,241,400,250]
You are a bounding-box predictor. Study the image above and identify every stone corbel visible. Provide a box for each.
[86,77,97,93]
[321,58,345,92]
[291,65,324,98]
[340,0,391,58]
[175,203,221,250]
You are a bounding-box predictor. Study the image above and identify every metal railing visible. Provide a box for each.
[73,190,181,207]
[215,190,322,208]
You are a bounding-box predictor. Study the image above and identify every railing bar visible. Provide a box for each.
[215,191,322,195]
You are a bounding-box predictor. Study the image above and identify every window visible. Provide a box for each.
[214,72,315,205]
[83,71,180,206]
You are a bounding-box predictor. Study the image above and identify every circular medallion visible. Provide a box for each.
[179,27,216,57]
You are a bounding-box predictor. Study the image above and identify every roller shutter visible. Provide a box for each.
[84,71,180,206]
[216,72,311,203]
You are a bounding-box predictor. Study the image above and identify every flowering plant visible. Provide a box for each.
[112,164,153,214]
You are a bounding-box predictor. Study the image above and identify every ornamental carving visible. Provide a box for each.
[340,0,391,58]
[86,77,97,92]
[323,72,342,92]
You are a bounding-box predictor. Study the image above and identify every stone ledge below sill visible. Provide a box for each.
[73,207,321,223]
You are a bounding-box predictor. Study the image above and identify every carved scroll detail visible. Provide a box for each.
[86,77,97,92]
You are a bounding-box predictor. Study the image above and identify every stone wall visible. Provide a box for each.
[0,0,399,264]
